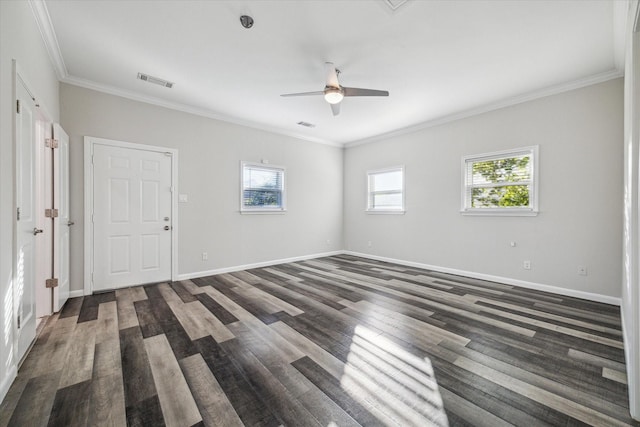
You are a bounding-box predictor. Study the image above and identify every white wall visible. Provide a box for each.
[0,0,60,402]
[60,84,344,293]
[344,78,623,300]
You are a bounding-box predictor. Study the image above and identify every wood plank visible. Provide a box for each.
[7,371,60,426]
[46,380,92,427]
[119,326,158,408]
[158,283,234,342]
[454,356,630,426]
[270,321,345,380]
[89,340,126,426]
[77,292,116,323]
[194,293,239,325]
[192,335,281,426]
[115,287,141,330]
[144,334,202,427]
[88,373,127,426]
[603,367,628,384]
[58,320,97,388]
[179,354,244,427]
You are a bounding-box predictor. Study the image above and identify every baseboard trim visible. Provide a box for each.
[69,290,84,298]
[343,251,622,306]
[176,250,345,281]
[0,365,17,405]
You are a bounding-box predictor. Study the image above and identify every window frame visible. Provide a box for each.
[366,165,406,214]
[240,161,286,214]
[461,146,539,217]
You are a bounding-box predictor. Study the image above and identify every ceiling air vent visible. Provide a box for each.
[383,0,409,11]
[297,121,316,128]
[137,72,174,88]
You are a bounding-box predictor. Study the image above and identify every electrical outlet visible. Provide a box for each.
[523,260,531,270]
[202,252,208,261]
[578,266,587,276]
[510,241,517,247]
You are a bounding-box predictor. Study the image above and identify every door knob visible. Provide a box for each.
[164,225,170,231]
[164,217,170,221]
[67,220,75,226]
[33,228,43,235]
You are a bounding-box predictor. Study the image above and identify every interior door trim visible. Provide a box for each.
[84,136,179,296]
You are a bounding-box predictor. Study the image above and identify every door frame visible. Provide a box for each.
[84,137,178,295]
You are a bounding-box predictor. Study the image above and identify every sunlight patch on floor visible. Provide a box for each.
[339,324,448,427]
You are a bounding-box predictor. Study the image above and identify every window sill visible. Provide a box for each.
[460,209,538,217]
[366,210,406,215]
[240,209,287,215]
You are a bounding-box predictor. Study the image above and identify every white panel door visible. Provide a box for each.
[93,145,172,291]
[53,124,70,311]
[15,78,38,361]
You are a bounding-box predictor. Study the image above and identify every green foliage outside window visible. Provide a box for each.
[471,156,530,208]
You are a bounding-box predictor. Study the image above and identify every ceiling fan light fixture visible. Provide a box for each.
[324,88,344,104]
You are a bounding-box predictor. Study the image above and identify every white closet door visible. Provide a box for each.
[15,77,38,361]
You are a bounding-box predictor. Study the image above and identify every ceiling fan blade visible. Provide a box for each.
[281,91,325,97]
[343,87,389,97]
[330,102,341,116]
[325,62,340,88]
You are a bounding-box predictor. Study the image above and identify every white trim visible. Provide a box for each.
[343,251,622,306]
[366,210,406,215]
[0,366,17,404]
[84,137,179,295]
[28,0,68,80]
[346,69,624,148]
[461,145,539,216]
[460,210,538,217]
[68,289,84,298]
[61,75,341,148]
[366,165,405,213]
[176,250,344,281]
[240,161,287,213]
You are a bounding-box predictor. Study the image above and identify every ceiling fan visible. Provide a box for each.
[281,62,389,116]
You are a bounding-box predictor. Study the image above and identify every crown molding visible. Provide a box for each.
[60,75,342,148]
[345,69,624,148]
[29,0,68,80]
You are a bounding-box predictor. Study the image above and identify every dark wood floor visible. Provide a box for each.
[0,255,637,426]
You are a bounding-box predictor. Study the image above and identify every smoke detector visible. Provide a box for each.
[240,15,254,29]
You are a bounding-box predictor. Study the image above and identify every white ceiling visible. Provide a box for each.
[37,0,625,146]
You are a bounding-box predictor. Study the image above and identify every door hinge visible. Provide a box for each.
[45,278,58,288]
[16,100,20,114]
[45,208,59,218]
[45,138,59,149]
[16,207,20,221]
[17,313,20,329]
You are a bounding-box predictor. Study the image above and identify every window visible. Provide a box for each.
[367,166,405,213]
[241,162,285,212]
[462,146,538,216]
